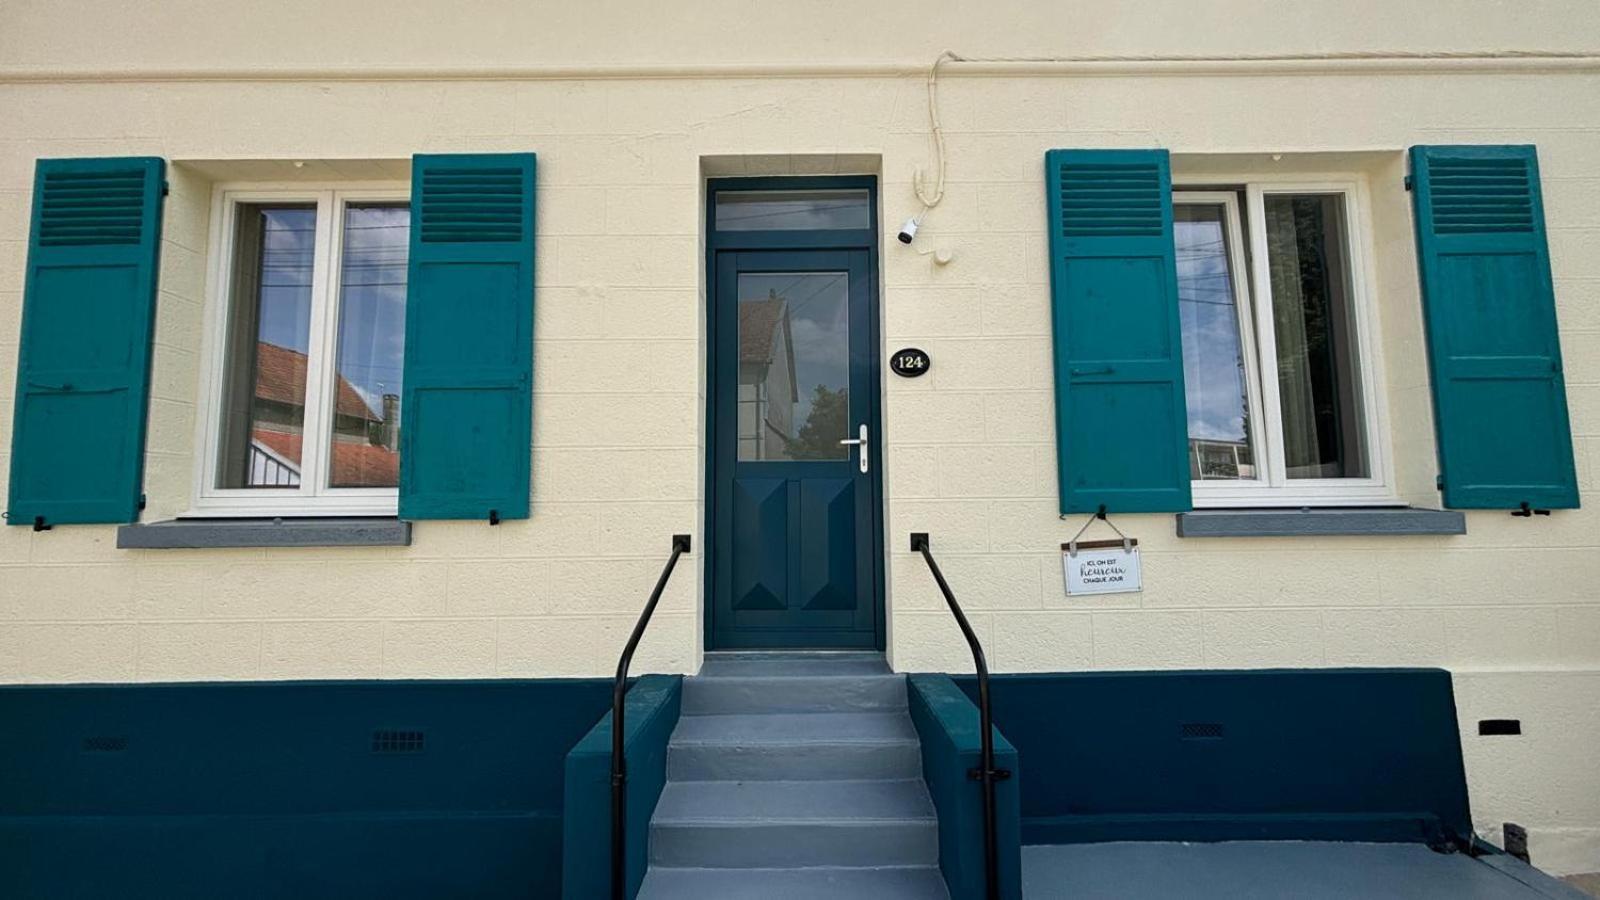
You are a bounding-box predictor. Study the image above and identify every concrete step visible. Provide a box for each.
[636,866,951,900]
[654,778,936,824]
[699,652,893,678]
[651,780,936,868]
[667,712,922,781]
[682,673,907,715]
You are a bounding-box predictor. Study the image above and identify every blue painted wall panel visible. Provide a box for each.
[563,675,683,900]
[0,679,611,898]
[908,674,1022,900]
[953,669,1473,848]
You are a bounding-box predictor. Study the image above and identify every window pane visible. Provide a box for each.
[328,203,409,488]
[216,204,317,489]
[1264,194,1368,479]
[1176,203,1256,481]
[715,190,870,231]
[737,272,849,461]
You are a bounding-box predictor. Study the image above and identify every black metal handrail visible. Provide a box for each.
[611,533,692,900]
[911,532,1008,900]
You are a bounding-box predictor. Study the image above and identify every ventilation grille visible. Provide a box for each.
[1429,157,1534,235]
[372,729,425,753]
[38,169,148,247]
[1478,718,1522,736]
[1179,722,1224,740]
[1058,162,1164,238]
[418,166,524,244]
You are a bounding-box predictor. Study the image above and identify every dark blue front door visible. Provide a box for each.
[707,182,883,649]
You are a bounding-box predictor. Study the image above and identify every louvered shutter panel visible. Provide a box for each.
[1045,149,1191,514]
[6,157,165,527]
[1409,145,1578,510]
[399,154,536,520]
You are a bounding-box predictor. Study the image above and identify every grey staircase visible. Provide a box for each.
[637,651,949,899]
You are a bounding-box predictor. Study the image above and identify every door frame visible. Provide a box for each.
[702,175,886,651]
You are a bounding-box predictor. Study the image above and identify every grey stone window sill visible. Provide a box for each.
[1176,507,1466,538]
[117,518,411,549]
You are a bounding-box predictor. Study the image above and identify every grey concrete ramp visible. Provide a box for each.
[1022,841,1592,899]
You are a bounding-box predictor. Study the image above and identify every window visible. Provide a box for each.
[713,189,871,231]
[1175,181,1391,506]
[735,271,850,461]
[196,186,410,515]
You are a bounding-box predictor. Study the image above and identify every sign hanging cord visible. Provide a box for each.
[1068,510,1131,556]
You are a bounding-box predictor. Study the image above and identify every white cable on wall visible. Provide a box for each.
[912,50,960,214]
[905,47,1599,230]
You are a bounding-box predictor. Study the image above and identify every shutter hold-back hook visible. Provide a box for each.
[1511,502,1550,518]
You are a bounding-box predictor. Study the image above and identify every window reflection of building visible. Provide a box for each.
[1190,437,1256,481]
[737,293,798,461]
[245,341,399,487]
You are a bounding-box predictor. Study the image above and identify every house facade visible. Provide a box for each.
[2,0,1598,888]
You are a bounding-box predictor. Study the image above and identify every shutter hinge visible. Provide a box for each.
[1435,475,1444,491]
[33,516,51,532]
[1404,175,1414,191]
[138,494,147,512]
[1511,502,1551,518]
[488,509,500,526]
[162,181,170,197]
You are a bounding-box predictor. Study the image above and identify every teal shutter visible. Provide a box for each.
[1045,149,1191,514]
[6,157,165,527]
[1410,145,1578,510]
[399,153,536,520]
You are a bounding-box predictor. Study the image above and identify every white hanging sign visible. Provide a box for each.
[1062,539,1142,595]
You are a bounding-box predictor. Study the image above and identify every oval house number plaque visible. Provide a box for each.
[890,347,931,378]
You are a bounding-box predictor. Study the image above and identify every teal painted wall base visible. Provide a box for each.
[0,668,1478,898]
[0,679,613,899]
[954,669,1474,849]
[908,674,1023,900]
[563,675,684,900]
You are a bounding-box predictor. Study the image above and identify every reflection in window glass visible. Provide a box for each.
[716,190,870,231]
[1264,194,1368,479]
[1176,203,1255,481]
[328,203,409,488]
[737,272,849,461]
[216,204,316,488]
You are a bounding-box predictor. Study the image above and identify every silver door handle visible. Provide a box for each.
[838,424,869,474]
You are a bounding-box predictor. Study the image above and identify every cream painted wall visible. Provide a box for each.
[1,5,1599,871]
[3,0,1600,71]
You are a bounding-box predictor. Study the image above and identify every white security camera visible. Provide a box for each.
[897,217,920,244]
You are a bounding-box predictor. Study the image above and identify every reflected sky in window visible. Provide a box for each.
[1175,204,1252,448]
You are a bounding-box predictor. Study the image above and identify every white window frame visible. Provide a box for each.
[1175,176,1396,508]
[191,182,409,517]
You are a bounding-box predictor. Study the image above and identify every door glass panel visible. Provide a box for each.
[1264,193,1369,479]
[737,272,850,461]
[328,202,409,488]
[216,203,317,489]
[716,190,870,231]
[1175,203,1256,481]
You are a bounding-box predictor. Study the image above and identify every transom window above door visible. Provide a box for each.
[1174,182,1392,507]
[712,189,871,232]
[195,187,410,516]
